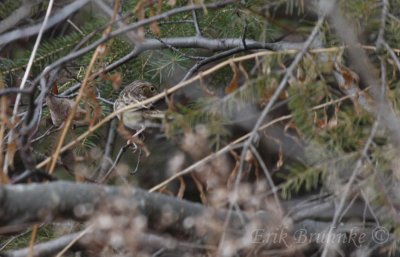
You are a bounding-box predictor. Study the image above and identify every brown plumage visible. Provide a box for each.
[113,80,163,130]
[46,94,86,127]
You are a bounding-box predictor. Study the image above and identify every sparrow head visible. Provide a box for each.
[114,80,159,112]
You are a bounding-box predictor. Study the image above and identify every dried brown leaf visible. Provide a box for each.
[111,73,122,89]
[225,62,239,94]
[191,173,208,205]
[177,176,185,199]
[149,7,161,36]
[167,0,176,6]
[6,140,16,169]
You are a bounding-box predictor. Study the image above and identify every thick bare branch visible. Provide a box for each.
[0,182,280,235]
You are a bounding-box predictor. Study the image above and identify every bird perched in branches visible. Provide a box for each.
[46,84,86,127]
[114,80,164,134]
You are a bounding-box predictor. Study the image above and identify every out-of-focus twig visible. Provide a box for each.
[321,1,390,256]
[218,12,327,255]
[327,0,400,145]
[98,119,117,179]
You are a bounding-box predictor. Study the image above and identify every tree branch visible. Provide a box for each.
[0,182,280,236]
[29,0,238,89]
[0,0,91,46]
[0,0,44,34]
[0,181,381,256]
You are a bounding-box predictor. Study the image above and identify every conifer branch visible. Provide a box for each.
[218,12,327,254]
[327,0,400,145]
[29,0,238,89]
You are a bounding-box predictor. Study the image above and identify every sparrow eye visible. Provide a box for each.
[150,86,156,92]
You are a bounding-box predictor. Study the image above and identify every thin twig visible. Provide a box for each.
[320,112,382,257]
[0,88,32,97]
[388,13,400,23]
[384,42,400,73]
[98,119,117,178]
[191,10,201,36]
[54,225,94,257]
[99,143,130,183]
[376,0,389,47]
[130,147,142,175]
[337,193,359,223]
[241,22,248,50]
[321,3,388,253]
[31,125,58,143]
[47,0,121,175]
[217,13,327,254]
[66,19,84,35]
[360,189,380,225]
[250,145,283,213]
[159,20,195,25]
[28,224,39,257]
[0,230,31,251]
[94,0,141,45]
[3,0,54,174]
[181,47,244,81]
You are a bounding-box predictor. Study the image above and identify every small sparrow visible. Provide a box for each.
[114,80,163,132]
[46,87,86,127]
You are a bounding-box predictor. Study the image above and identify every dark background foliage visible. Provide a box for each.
[1,0,400,256]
